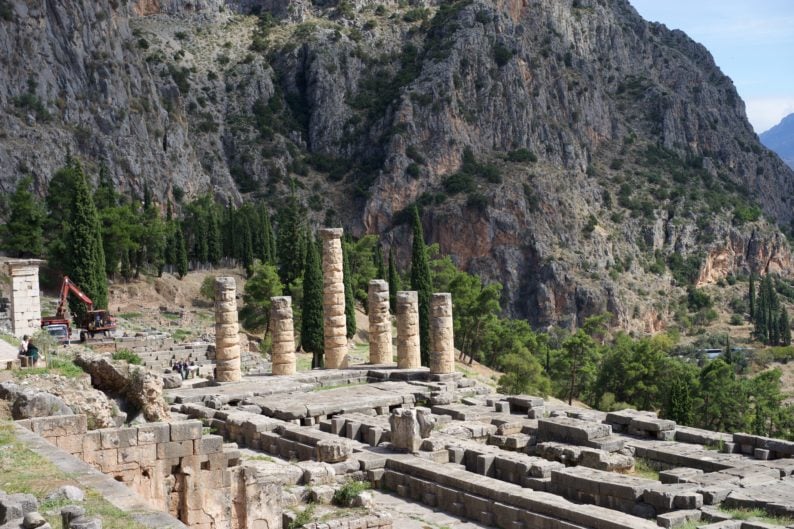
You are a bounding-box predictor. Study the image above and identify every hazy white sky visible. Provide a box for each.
[630,0,794,133]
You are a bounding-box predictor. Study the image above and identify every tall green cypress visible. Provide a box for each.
[374,242,385,280]
[260,204,276,265]
[276,183,306,286]
[175,223,189,279]
[749,274,756,322]
[343,241,356,339]
[165,222,177,269]
[388,247,400,313]
[223,200,236,260]
[240,215,255,277]
[780,308,792,346]
[64,160,108,319]
[410,206,432,365]
[301,232,324,368]
[667,378,693,425]
[207,206,222,265]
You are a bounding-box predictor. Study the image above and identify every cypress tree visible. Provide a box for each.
[780,307,791,346]
[343,241,356,339]
[207,206,222,266]
[165,222,177,269]
[667,378,693,426]
[120,248,132,281]
[749,274,756,322]
[277,182,306,286]
[175,223,189,279]
[240,215,255,277]
[301,232,324,368]
[260,204,276,265]
[374,242,385,280]
[64,160,108,320]
[410,206,432,366]
[388,247,400,313]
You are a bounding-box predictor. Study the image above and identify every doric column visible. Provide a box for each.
[429,293,454,375]
[396,291,421,369]
[319,228,348,369]
[214,277,241,382]
[270,296,296,375]
[368,280,392,364]
[4,260,45,339]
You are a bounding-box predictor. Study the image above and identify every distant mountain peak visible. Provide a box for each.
[760,113,794,169]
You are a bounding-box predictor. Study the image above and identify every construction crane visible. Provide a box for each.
[41,276,117,342]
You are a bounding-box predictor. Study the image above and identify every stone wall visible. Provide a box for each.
[17,415,282,529]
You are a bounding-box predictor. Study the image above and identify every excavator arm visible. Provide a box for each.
[54,276,94,319]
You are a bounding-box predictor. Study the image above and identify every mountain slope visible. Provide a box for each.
[1,0,793,331]
[761,113,794,170]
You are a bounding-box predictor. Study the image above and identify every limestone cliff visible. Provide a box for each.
[2,0,793,330]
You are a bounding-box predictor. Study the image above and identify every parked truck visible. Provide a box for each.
[41,276,117,342]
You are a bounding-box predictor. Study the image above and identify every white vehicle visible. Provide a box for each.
[44,323,71,345]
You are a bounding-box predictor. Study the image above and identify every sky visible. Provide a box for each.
[629,0,794,133]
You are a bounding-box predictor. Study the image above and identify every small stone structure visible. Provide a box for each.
[4,259,45,339]
[396,291,421,369]
[214,277,241,382]
[367,280,392,365]
[270,296,296,376]
[429,293,454,374]
[320,228,348,369]
[388,407,435,453]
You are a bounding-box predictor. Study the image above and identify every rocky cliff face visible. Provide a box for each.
[2,0,793,330]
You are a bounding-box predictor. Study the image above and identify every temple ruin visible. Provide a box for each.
[367,279,392,365]
[319,228,348,369]
[4,259,45,339]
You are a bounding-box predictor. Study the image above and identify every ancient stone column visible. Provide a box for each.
[4,260,45,339]
[368,280,392,365]
[430,293,455,375]
[396,291,421,369]
[270,296,296,376]
[389,407,435,453]
[214,277,241,382]
[319,228,348,369]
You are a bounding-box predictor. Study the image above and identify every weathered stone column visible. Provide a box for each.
[396,291,421,369]
[319,228,348,369]
[389,407,435,452]
[214,277,241,382]
[270,296,296,375]
[368,279,392,364]
[4,260,45,339]
[430,293,454,375]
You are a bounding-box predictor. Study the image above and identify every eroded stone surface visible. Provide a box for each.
[270,296,296,376]
[320,228,348,369]
[368,280,392,365]
[214,277,241,382]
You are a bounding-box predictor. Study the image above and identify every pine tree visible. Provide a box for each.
[388,247,400,313]
[410,206,432,365]
[175,223,189,279]
[749,274,756,322]
[301,232,324,368]
[1,176,45,258]
[259,203,276,265]
[164,222,177,269]
[64,160,108,320]
[780,307,792,346]
[343,241,356,339]
[223,200,236,260]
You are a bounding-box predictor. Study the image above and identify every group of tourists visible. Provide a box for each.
[17,335,40,367]
[172,358,199,379]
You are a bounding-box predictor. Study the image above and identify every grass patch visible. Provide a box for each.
[0,422,148,529]
[112,349,142,365]
[172,329,192,342]
[296,353,313,372]
[719,507,794,525]
[117,312,143,320]
[0,333,20,346]
[631,458,660,481]
[14,358,84,379]
[332,480,370,506]
[289,503,316,529]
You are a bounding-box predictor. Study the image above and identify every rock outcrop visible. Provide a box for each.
[74,352,170,422]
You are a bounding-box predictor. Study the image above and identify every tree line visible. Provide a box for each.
[4,159,794,438]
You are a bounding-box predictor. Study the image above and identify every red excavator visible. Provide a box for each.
[41,276,117,342]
